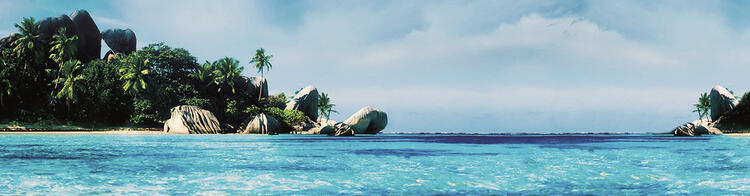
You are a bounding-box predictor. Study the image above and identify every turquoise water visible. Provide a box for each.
[0,134,748,195]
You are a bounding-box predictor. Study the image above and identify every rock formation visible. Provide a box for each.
[101,28,137,54]
[330,123,355,136]
[0,33,20,49]
[710,85,739,121]
[241,76,268,101]
[39,14,77,43]
[70,10,101,62]
[673,120,722,136]
[285,85,319,120]
[242,113,281,134]
[343,106,388,134]
[163,105,222,134]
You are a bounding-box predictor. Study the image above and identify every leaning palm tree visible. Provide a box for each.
[12,17,45,69]
[318,92,338,121]
[212,57,244,94]
[53,60,84,112]
[119,54,151,95]
[249,48,273,100]
[693,92,711,121]
[49,27,78,91]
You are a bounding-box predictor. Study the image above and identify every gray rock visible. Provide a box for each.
[710,85,739,121]
[343,106,388,134]
[241,76,268,101]
[70,10,101,62]
[285,85,319,120]
[101,28,137,54]
[0,33,20,49]
[242,113,281,134]
[163,105,222,134]
[39,14,78,43]
[673,120,722,136]
[330,123,355,136]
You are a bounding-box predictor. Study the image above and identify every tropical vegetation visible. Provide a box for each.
[0,19,332,130]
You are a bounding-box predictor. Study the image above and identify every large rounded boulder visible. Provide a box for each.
[241,76,268,101]
[241,113,281,134]
[285,85,319,120]
[39,14,78,43]
[710,85,739,121]
[0,33,20,49]
[163,105,221,134]
[343,106,388,134]
[70,10,101,62]
[101,28,137,54]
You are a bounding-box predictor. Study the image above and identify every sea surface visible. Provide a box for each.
[0,133,748,195]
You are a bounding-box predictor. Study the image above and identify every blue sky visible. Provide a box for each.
[3,0,750,133]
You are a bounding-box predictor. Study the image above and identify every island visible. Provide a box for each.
[671,85,750,136]
[0,9,387,136]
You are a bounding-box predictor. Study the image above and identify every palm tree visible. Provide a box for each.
[12,17,45,69]
[212,57,243,94]
[249,48,272,100]
[190,61,214,92]
[49,27,78,91]
[119,55,151,95]
[53,60,84,112]
[693,92,711,121]
[318,92,338,121]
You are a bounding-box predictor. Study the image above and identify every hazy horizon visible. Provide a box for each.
[3,0,750,133]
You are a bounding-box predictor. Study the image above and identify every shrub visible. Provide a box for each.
[717,92,750,132]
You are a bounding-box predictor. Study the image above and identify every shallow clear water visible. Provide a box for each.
[0,134,748,195]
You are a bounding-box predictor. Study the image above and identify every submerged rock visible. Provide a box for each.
[343,106,388,134]
[285,85,319,120]
[242,113,281,134]
[673,120,722,136]
[102,28,137,54]
[710,85,739,121]
[163,105,221,134]
[70,10,101,62]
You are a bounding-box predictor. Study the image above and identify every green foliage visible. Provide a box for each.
[52,60,84,111]
[265,107,310,128]
[180,97,213,110]
[692,92,710,121]
[212,57,243,94]
[318,92,338,120]
[12,17,47,67]
[117,53,151,95]
[717,92,750,132]
[78,59,130,124]
[249,48,273,77]
[259,93,288,110]
[48,27,78,65]
[130,98,158,125]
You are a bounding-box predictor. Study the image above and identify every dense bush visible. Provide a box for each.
[718,92,750,132]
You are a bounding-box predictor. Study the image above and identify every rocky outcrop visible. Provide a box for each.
[330,123,355,136]
[673,120,722,136]
[102,28,137,54]
[285,85,319,120]
[710,85,739,121]
[242,113,281,134]
[343,106,388,134]
[70,10,101,62]
[39,14,78,43]
[241,76,268,101]
[163,105,221,134]
[0,33,20,49]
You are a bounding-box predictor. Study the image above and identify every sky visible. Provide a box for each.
[2,0,750,133]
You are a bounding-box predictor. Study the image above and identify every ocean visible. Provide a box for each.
[0,133,748,195]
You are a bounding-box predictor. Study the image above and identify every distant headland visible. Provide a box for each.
[0,9,387,136]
